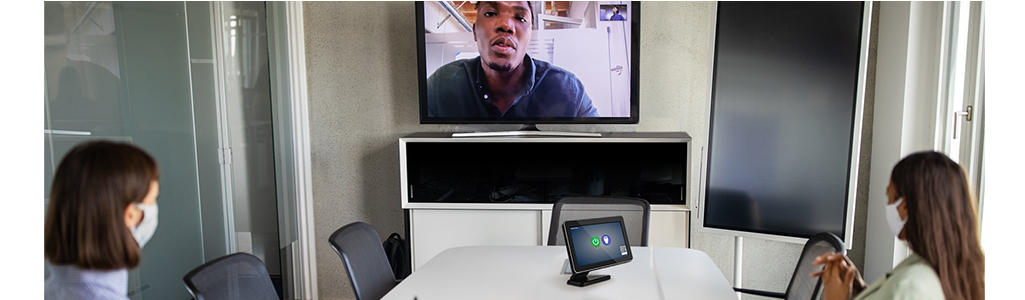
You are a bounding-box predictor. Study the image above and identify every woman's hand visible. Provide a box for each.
[811,253,866,300]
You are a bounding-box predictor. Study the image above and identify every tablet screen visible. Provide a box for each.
[567,220,630,268]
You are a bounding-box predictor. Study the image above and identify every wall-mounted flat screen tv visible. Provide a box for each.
[416,1,640,124]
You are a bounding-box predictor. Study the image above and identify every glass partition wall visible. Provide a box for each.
[43,2,282,299]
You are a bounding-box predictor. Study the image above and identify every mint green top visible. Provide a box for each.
[854,254,945,300]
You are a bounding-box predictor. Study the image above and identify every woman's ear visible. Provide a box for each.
[125,204,141,229]
[897,198,910,221]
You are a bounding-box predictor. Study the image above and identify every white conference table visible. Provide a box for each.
[382,246,737,300]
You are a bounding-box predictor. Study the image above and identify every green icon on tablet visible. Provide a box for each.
[591,236,601,247]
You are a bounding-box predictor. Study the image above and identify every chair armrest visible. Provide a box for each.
[733,287,785,299]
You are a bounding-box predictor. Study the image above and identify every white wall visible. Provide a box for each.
[864,1,946,282]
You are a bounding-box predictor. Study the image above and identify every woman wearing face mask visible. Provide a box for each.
[44,141,160,299]
[813,151,984,300]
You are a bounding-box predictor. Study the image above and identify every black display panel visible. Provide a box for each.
[704,2,865,241]
[406,142,685,204]
[416,2,640,124]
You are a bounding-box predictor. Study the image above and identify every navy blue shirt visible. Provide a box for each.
[427,54,599,118]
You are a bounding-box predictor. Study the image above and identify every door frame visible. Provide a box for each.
[266,2,318,299]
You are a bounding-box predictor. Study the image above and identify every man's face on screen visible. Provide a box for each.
[474,1,532,73]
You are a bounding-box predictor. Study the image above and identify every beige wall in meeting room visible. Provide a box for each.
[303,2,876,299]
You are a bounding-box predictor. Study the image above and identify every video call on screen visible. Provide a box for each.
[569,221,628,267]
[422,1,634,118]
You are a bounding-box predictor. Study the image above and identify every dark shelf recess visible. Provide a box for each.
[405,139,688,205]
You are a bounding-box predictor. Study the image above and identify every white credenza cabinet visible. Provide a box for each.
[400,132,692,270]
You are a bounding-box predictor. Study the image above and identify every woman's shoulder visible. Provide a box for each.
[45,265,130,300]
[888,258,944,299]
[859,254,944,300]
[45,282,130,300]
[891,254,940,281]
[855,254,944,300]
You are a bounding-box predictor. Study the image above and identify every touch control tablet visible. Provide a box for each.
[563,216,633,274]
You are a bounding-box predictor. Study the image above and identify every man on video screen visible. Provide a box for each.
[427,1,599,118]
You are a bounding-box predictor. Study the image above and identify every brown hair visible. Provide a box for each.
[44,141,160,270]
[890,151,984,300]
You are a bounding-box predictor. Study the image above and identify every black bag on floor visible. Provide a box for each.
[382,232,411,279]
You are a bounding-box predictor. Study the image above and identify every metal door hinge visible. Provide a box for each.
[219,147,233,165]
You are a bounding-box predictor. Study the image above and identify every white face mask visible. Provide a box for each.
[885,197,906,237]
[131,203,159,249]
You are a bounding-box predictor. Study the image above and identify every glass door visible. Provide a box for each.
[215,0,283,288]
[44,2,206,299]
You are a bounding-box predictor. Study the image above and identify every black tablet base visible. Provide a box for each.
[567,271,611,287]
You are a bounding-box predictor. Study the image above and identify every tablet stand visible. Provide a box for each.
[567,271,611,287]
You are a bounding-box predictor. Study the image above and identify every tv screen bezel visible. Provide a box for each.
[415,1,641,125]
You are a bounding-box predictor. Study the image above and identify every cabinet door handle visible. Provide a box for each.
[953,105,973,139]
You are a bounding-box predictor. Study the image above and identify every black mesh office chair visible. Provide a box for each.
[547,196,651,246]
[328,222,398,300]
[734,232,846,300]
[183,252,279,300]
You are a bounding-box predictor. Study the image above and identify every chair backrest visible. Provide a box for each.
[183,252,279,300]
[547,196,650,246]
[784,232,846,300]
[328,222,397,300]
